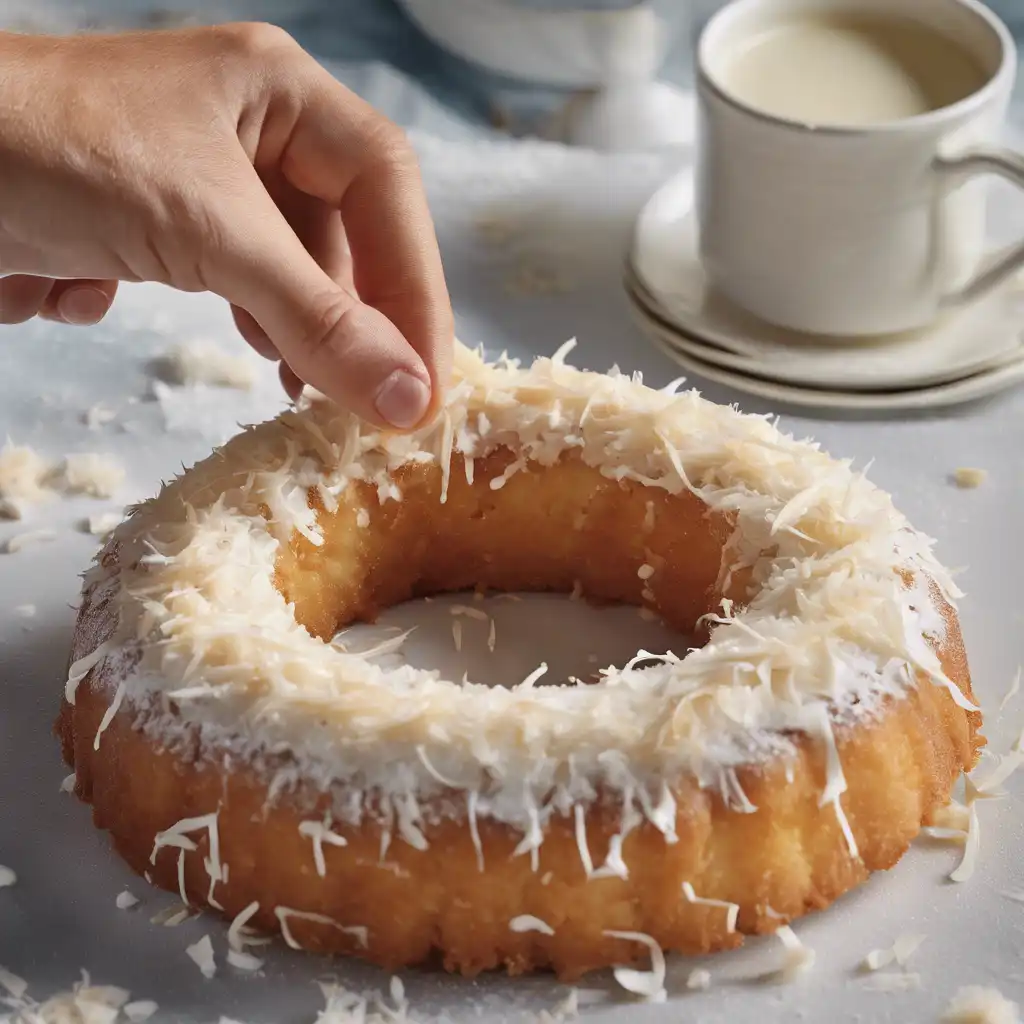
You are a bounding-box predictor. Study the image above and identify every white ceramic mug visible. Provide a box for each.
[695,0,1024,338]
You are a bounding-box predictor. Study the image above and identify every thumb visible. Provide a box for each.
[204,170,432,430]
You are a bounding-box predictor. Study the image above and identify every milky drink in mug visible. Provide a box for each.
[696,0,1024,338]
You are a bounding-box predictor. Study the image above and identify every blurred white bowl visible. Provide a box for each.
[395,0,669,88]
[395,0,693,150]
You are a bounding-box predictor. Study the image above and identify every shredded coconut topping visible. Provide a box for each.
[274,907,368,951]
[509,915,555,936]
[68,341,965,874]
[298,819,348,877]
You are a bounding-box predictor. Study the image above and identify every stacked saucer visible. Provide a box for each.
[625,171,1024,412]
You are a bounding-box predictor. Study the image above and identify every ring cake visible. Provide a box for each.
[58,341,980,981]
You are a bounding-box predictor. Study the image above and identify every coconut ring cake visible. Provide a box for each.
[57,341,981,982]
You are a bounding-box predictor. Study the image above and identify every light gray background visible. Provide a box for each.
[1,3,1024,1023]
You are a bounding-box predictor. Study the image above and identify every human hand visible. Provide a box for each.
[0,24,453,428]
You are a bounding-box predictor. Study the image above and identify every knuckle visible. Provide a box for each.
[220,21,300,62]
[360,116,417,173]
[297,293,356,363]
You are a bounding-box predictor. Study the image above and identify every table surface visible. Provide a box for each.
[2,5,1024,1024]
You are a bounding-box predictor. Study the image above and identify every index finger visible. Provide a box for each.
[270,65,454,412]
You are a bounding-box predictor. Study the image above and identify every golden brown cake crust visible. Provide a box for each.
[56,450,981,982]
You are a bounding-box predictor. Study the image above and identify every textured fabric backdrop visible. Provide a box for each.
[7,0,1022,135]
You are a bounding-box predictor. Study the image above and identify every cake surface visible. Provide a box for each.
[57,341,980,982]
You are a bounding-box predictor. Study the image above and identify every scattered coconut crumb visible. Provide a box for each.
[487,617,496,653]
[0,969,155,1024]
[637,563,655,580]
[0,442,52,518]
[82,403,117,430]
[0,865,16,888]
[185,934,216,978]
[150,902,192,926]
[862,932,925,972]
[452,619,463,652]
[603,930,667,1003]
[535,987,580,1022]
[60,773,76,793]
[355,508,370,529]
[12,604,35,618]
[226,948,264,972]
[82,511,123,538]
[0,965,29,1000]
[315,976,412,1024]
[115,890,139,910]
[773,925,815,983]
[941,985,1019,1023]
[952,467,987,490]
[686,968,711,991]
[2,529,56,554]
[152,341,255,390]
[124,1000,159,1022]
[53,453,124,498]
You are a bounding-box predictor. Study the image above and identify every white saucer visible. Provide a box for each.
[627,170,1024,395]
[628,287,1024,413]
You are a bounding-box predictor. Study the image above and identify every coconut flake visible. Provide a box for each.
[686,968,711,991]
[186,935,216,978]
[509,915,555,936]
[227,949,264,972]
[941,985,1019,1023]
[115,890,139,910]
[3,529,57,554]
[298,818,348,877]
[153,341,255,390]
[83,404,117,431]
[53,453,124,498]
[124,1000,159,1021]
[0,965,28,1000]
[952,468,987,490]
[681,881,739,933]
[773,925,815,983]
[274,906,368,951]
[603,930,666,1003]
[0,865,16,888]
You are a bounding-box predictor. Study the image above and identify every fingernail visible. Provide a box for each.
[374,370,431,429]
[58,287,109,326]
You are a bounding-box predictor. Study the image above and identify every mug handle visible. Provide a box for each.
[935,147,1024,307]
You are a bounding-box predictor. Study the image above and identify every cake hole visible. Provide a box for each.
[333,591,691,690]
